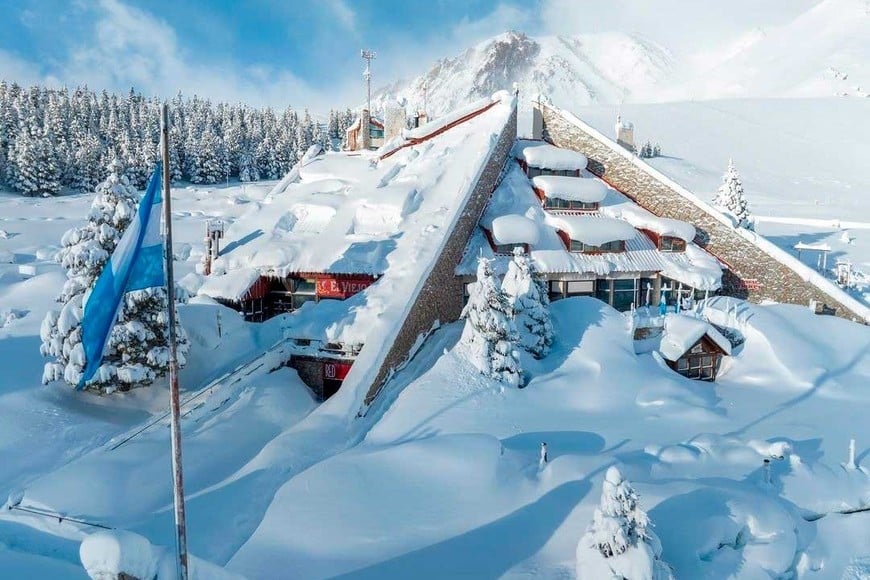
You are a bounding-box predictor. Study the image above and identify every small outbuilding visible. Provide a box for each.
[659,314,731,381]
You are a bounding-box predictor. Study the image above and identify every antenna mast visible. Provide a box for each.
[361,49,377,114]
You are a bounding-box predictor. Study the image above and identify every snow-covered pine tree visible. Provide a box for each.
[652,143,661,157]
[460,257,523,387]
[40,158,188,391]
[576,467,673,580]
[502,247,553,359]
[713,159,752,229]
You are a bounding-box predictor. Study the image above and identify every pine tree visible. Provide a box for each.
[460,257,523,387]
[502,248,553,359]
[713,159,752,229]
[576,467,673,580]
[40,158,188,391]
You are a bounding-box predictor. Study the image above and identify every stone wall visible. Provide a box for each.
[537,102,867,324]
[363,104,518,405]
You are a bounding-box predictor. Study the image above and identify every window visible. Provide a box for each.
[544,198,598,212]
[369,126,384,139]
[659,237,686,252]
[549,280,564,302]
[676,351,719,381]
[494,242,527,255]
[528,166,543,178]
[595,280,611,304]
[569,239,625,253]
[612,279,638,312]
[566,280,594,296]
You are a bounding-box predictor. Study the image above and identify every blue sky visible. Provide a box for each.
[0,0,542,109]
[0,0,814,111]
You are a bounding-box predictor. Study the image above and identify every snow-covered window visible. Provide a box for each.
[569,239,625,253]
[677,351,719,381]
[544,197,599,212]
[659,236,686,252]
[528,167,543,178]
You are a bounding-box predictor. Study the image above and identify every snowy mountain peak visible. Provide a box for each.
[376,30,674,116]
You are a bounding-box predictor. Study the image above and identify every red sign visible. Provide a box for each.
[315,276,374,299]
[323,360,353,381]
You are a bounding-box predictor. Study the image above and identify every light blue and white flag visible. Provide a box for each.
[77,164,166,390]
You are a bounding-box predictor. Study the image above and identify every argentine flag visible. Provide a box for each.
[77,164,166,390]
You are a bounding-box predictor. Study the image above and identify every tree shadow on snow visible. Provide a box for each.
[329,479,592,580]
[501,430,605,460]
[221,229,264,256]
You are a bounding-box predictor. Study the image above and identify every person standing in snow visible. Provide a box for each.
[540,442,548,466]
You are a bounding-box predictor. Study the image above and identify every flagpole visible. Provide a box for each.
[161,102,189,580]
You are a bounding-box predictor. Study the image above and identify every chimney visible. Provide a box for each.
[203,219,224,275]
[361,109,372,150]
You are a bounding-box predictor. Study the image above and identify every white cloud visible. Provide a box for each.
[0,49,45,87]
[323,0,357,34]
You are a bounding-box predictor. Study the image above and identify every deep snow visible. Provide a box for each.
[1,173,869,578]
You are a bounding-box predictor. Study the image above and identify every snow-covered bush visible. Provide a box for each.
[40,158,188,392]
[461,257,523,387]
[576,467,673,580]
[502,247,553,359]
[713,159,752,229]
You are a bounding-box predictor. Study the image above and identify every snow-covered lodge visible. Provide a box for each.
[458,139,722,312]
[198,92,519,402]
[194,90,867,402]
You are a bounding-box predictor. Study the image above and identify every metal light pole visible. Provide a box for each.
[361,49,377,113]
[160,103,189,580]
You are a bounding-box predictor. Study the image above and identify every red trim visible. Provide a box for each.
[556,229,571,250]
[380,99,501,160]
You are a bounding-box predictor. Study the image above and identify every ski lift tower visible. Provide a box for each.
[361,49,377,114]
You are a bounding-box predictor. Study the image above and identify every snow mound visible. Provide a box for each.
[512,139,588,171]
[80,530,245,580]
[659,314,731,361]
[552,215,638,245]
[532,175,608,203]
[491,214,540,245]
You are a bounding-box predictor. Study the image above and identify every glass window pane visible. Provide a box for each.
[567,280,594,294]
[293,278,316,293]
[677,358,689,370]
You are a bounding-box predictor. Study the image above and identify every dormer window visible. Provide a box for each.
[568,239,625,253]
[659,236,686,252]
[494,242,529,255]
[545,197,599,212]
[485,214,540,256]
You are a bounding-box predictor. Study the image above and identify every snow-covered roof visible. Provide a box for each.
[553,215,638,246]
[604,204,696,243]
[531,175,608,203]
[201,91,516,357]
[490,214,540,246]
[457,163,722,290]
[511,139,588,171]
[659,314,731,361]
[198,267,262,301]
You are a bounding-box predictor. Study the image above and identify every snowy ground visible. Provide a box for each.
[2,172,869,579]
[569,98,870,305]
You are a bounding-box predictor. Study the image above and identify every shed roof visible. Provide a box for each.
[491,214,540,245]
[553,215,638,246]
[531,175,608,203]
[659,314,732,361]
[512,139,588,171]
